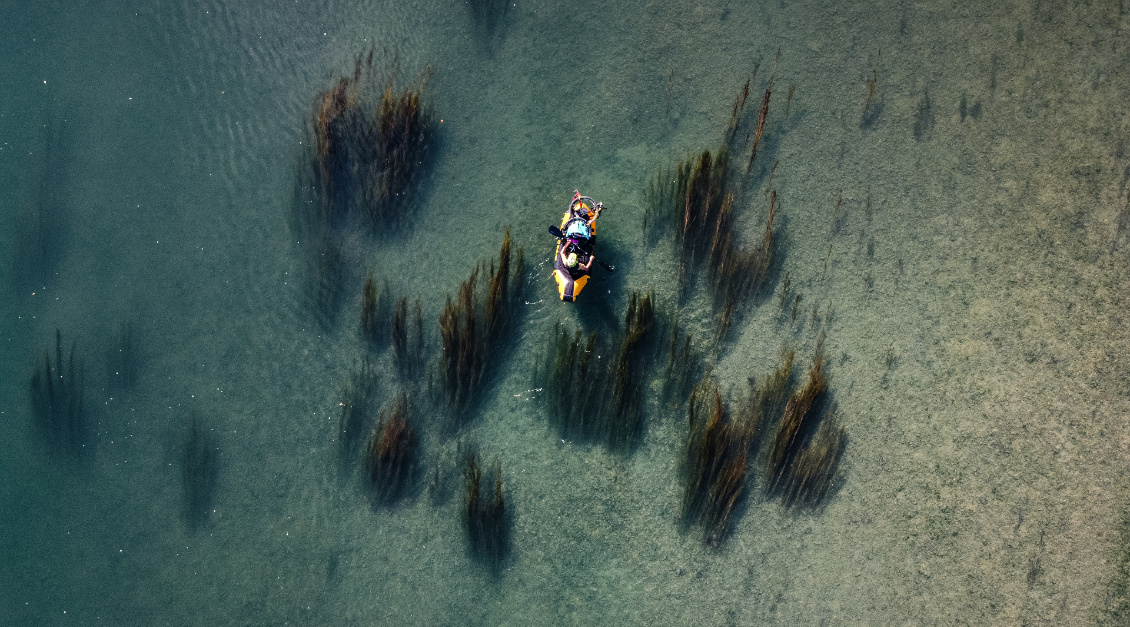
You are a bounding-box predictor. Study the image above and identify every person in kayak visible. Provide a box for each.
[552,191,604,302]
[560,244,594,274]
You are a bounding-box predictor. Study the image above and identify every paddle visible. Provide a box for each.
[548,225,615,273]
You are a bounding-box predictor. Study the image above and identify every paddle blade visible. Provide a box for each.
[548,225,564,239]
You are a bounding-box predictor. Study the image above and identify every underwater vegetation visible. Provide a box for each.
[643,166,678,245]
[779,415,846,507]
[645,146,731,272]
[360,272,389,347]
[724,75,751,145]
[391,296,424,382]
[681,376,755,546]
[541,292,664,451]
[745,78,772,174]
[462,451,509,569]
[607,292,657,447]
[721,63,780,179]
[426,439,471,506]
[308,50,435,231]
[643,76,780,341]
[438,228,525,422]
[337,356,380,472]
[957,92,982,123]
[680,350,792,545]
[543,325,603,439]
[912,89,935,141]
[713,190,776,336]
[1113,193,1130,254]
[863,53,881,129]
[29,330,87,457]
[861,67,883,128]
[11,107,71,293]
[365,392,417,505]
[764,342,846,509]
[104,320,138,394]
[645,146,777,339]
[748,349,795,447]
[662,319,705,405]
[466,0,511,51]
[182,415,219,530]
[359,273,424,382]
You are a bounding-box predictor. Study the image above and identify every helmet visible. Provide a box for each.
[566,252,578,268]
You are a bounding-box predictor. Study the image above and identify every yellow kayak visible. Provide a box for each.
[552,191,602,302]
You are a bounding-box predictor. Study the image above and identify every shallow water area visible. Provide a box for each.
[4,0,1130,624]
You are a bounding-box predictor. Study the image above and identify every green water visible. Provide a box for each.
[4,0,1130,624]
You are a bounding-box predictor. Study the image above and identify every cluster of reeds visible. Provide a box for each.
[360,272,389,346]
[606,292,656,448]
[778,416,846,507]
[182,415,218,530]
[662,320,703,405]
[681,376,756,546]
[365,393,417,505]
[764,344,845,509]
[426,440,470,506]
[29,330,86,456]
[541,292,660,451]
[643,165,678,243]
[721,66,774,178]
[644,75,779,338]
[674,147,733,273]
[711,190,776,337]
[645,146,777,338]
[104,320,138,394]
[462,451,509,569]
[725,75,753,145]
[309,51,435,230]
[337,356,380,471]
[861,67,882,128]
[360,273,425,382]
[680,349,792,545]
[747,80,772,173]
[752,349,794,434]
[365,71,434,222]
[438,228,525,419]
[543,325,603,439]
[391,296,424,381]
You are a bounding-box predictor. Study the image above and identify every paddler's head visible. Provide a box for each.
[566,252,578,268]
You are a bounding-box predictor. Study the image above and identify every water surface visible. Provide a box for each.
[3,0,1130,624]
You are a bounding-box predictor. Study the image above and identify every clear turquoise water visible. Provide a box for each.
[4,0,1130,624]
